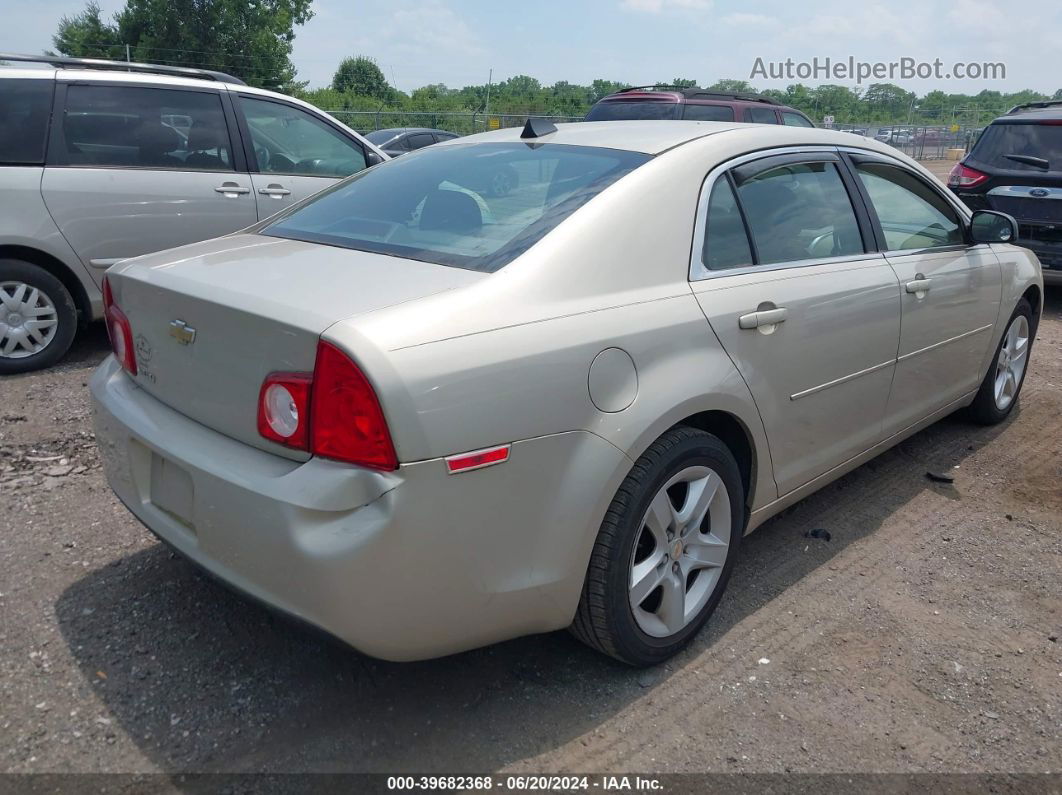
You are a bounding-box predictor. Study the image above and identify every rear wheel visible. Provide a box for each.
[0,260,78,375]
[968,298,1033,424]
[571,426,745,666]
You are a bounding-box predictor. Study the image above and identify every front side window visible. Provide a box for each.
[264,142,650,272]
[746,107,778,124]
[60,85,232,170]
[240,96,366,178]
[736,161,863,264]
[0,79,53,165]
[855,163,963,250]
[683,104,735,122]
[702,179,753,270]
[782,112,814,128]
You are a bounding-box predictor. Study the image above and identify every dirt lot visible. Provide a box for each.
[0,285,1060,781]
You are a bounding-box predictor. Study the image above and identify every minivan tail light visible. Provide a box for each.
[102,276,137,375]
[310,341,398,471]
[948,163,988,188]
[257,373,312,450]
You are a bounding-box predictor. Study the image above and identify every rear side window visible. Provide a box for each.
[854,163,963,250]
[264,142,650,272]
[746,107,778,124]
[782,112,814,128]
[0,79,54,165]
[702,179,753,270]
[59,85,233,170]
[585,101,679,121]
[736,162,863,264]
[683,104,735,122]
[970,122,1062,173]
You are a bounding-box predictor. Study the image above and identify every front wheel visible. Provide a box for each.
[0,260,78,375]
[570,427,745,666]
[968,298,1033,425]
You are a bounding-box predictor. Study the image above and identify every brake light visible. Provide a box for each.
[311,341,397,470]
[257,373,312,450]
[102,276,137,375]
[948,163,988,188]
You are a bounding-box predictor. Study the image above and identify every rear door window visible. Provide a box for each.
[0,79,53,165]
[585,101,680,121]
[970,122,1062,172]
[735,161,864,264]
[746,107,779,124]
[59,84,233,170]
[682,104,735,122]
[407,133,436,150]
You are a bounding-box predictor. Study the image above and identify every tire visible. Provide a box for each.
[967,298,1034,425]
[571,426,745,666]
[0,259,78,375]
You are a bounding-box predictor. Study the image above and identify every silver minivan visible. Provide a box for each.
[0,54,386,373]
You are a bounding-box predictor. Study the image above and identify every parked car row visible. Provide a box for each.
[0,53,386,373]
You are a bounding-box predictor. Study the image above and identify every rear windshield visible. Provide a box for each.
[585,101,680,121]
[263,142,650,272]
[970,122,1062,172]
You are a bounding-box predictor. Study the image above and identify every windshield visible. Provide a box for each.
[365,129,401,145]
[263,142,650,272]
[970,122,1062,172]
[585,101,680,121]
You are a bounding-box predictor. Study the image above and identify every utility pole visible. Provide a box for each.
[485,68,493,119]
[125,43,131,65]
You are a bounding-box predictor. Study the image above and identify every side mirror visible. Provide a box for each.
[366,151,385,167]
[970,210,1018,244]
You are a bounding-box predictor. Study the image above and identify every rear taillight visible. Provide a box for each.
[948,163,988,188]
[257,373,312,450]
[256,341,398,471]
[102,276,137,375]
[311,341,397,470]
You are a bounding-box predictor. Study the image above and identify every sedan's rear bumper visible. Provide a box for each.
[90,356,629,661]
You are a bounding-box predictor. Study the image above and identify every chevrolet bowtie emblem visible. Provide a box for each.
[168,319,196,346]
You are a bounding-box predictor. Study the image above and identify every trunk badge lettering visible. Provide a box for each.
[169,320,196,346]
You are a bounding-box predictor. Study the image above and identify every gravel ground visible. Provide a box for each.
[0,286,1059,781]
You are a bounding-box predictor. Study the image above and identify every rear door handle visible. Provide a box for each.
[258,185,291,198]
[738,307,788,329]
[905,277,932,294]
[215,183,250,196]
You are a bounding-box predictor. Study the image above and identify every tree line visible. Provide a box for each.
[52,1,1062,126]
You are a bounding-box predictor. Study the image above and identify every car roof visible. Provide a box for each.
[436,120,876,156]
[996,107,1062,123]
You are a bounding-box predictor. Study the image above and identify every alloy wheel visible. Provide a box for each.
[993,314,1030,411]
[628,465,732,638]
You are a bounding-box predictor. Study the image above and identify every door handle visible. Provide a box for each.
[738,307,788,329]
[905,277,932,294]
[215,183,250,196]
[258,185,291,198]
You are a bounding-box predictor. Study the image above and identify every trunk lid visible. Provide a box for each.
[108,234,484,459]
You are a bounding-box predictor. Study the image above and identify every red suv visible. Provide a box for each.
[585,86,815,127]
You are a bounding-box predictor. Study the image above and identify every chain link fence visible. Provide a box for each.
[324,110,583,137]
[324,110,983,161]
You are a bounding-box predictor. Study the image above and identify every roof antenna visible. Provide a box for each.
[520,117,557,139]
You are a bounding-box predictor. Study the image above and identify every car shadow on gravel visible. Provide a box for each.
[52,398,1020,775]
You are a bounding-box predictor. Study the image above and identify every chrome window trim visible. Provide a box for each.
[988,185,1062,200]
[689,145,883,282]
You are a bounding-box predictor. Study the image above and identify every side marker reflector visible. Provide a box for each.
[445,444,511,474]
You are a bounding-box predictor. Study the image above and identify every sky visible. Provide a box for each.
[9,0,1062,95]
